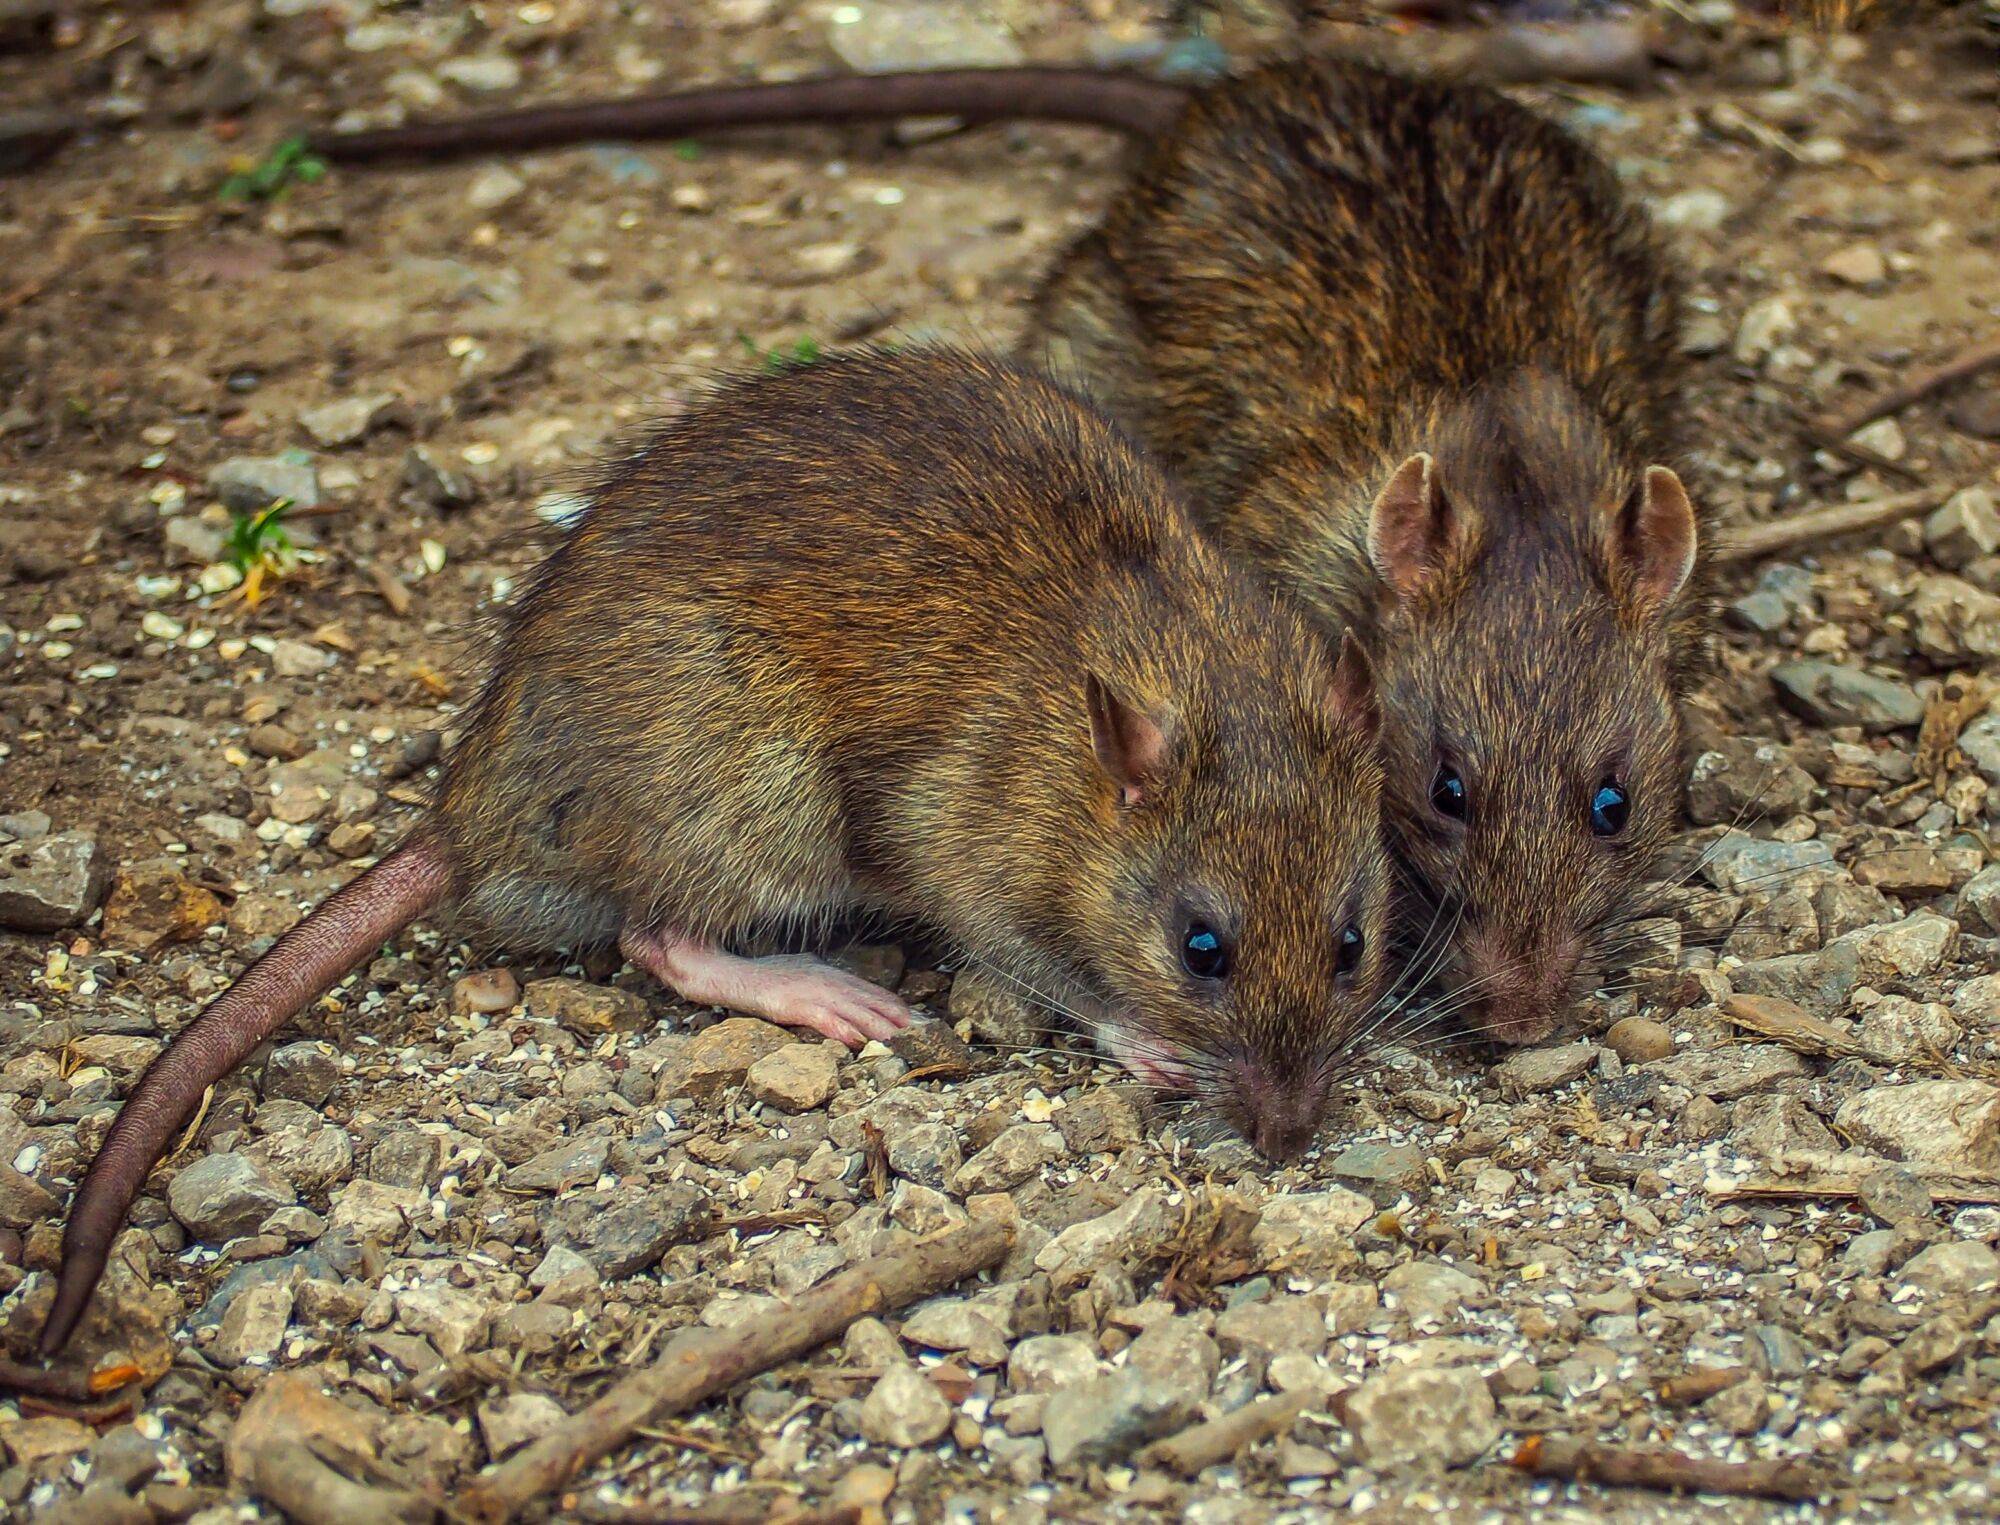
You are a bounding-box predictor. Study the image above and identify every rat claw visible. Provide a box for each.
[620,928,908,1048]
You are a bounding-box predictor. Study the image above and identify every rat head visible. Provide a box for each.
[1067,618,1392,1162]
[1358,394,1701,1045]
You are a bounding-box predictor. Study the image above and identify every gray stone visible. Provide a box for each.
[1963,713,2000,789]
[1346,1365,1499,1469]
[367,1129,443,1191]
[208,452,321,513]
[0,809,51,842]
[1492,1040,1598,1099]
[528,1244,601,1306]
[211,1279,293,1366]
[1897,1240,2000,1298]
[827,0,1025,73]
[395,1282,493,1357]
[1831,912,1958,989]
[1054,1088,1145,1154]
[163,513,227,565]
[886,1121,962,1190]
[745,1042,840,1112]
[1328,1140,1428,1199]
[263,1041,339,1106]
[900,1299,1009,1368]
[1687,739,1817,825]
[1646,1043,1810,1100]
[0,829,109,932]
[1382,1260,1482,1322]
[297,393,399,448]
[1125,1314,1221,1409]
[1772,661,1924,731]
[1700,833,1836,895]
[1251,1188,1374,1271]
[1835,1081,2000,1177]
[1855,997,1962,1065]
[1215,1293,1326,1358]
[1725,564,1817,633]
[507,1136,609,1194]
[1007,1334,1100,1394]
[953,1123,1063,1195]
[477,1392,567,1459]
[1856,1166,1935,1227]
[438,53,523,92]
[860,1364,953,1449]
[1727,944,1860,1020]
[1908,576,2000,664]
[168,1152,296,1243]
[1034,1187,1169,1290]
[523,977,652,1036]
[1955,866,2000,937]
[1926,488,2000,570]
[402,445,480,510]
[1041,1368,1196,1473]
[326,1178,425,1245]
[1730,1094,1835,1157]
[539,1183,710,1277]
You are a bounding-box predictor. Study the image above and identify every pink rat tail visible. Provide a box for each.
[37,834,454,1358]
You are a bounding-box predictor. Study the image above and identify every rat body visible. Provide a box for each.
[311,56,1707,1045]
[41,348,1389,1356]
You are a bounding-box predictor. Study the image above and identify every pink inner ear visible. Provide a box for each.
[1624,466,1698,610]
[1366,452,1454,599]
[1329,631,1380,741]
[1087,673,1172,805]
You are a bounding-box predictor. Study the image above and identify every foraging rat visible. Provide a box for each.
[313,55,1707,1046]
[40,347,1390,1355]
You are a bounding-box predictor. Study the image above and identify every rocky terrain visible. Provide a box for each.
[4,2,2000,1522]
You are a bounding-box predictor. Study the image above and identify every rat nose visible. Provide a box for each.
[1459,925,1581,1045]
[1234,1059,1329,1162]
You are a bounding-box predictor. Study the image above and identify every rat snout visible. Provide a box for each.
[1230,1054,1331,1163]
[1458,924,1582,1047]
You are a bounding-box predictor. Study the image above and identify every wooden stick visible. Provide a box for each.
[460,1218,1011,1524]
[1712,485,1949,564]
[1511,1436,1823,1501]
[1818,333,2000,439]
[1140,1390,1314,1476]
[1657,1367,1749,1407]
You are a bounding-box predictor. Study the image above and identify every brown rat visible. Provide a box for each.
[1025,58,1708,1044]
[310,56,1707,1047]
[39,347,1390,1356]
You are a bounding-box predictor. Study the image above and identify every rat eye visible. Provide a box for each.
[1180,922,1231,981]
[1590,779,1630,837]
[1430,765,1467,822]
[1335,924,1364,976]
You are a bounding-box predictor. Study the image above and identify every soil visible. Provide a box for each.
[3,3,2000,1523]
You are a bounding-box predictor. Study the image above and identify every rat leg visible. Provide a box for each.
[619,925,911,1048]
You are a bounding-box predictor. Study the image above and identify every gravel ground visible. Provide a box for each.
[4,3,2000,1522]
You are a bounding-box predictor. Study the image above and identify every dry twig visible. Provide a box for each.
[1713,486,1951,564]
[1510,1435,1824,1501]
[1817,333,2000,439]
[1140,1391,1314,1476]
[460,1218,1011,1524]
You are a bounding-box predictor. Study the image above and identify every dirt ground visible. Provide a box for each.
[4,2,2000,1522]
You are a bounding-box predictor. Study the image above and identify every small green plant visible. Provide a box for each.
[673,140,702,161]
[218,136,328,203]
[737,332,823,373]
[222,499,298,605]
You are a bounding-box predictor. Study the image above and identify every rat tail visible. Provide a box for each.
[310,67,1190,166]
[37,833,455,1358]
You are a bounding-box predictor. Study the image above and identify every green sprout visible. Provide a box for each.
[218,135,328,203]
[221,499,298,605]
[737,332,823,373]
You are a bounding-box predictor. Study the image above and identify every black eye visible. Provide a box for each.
[1430,765,1467,822]
[1181,922,1231,981]
[1336,924,1364,976]
[1590,779,1630,837]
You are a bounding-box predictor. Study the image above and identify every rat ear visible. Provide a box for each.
[1366,452,1466,601]
[1327,631,1380,742]
[1614,466,1698,616]
[1086,673,1177,807]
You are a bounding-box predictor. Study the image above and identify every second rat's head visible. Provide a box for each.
[1065,609,1393,1163]
[1354,385,1703,1046]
